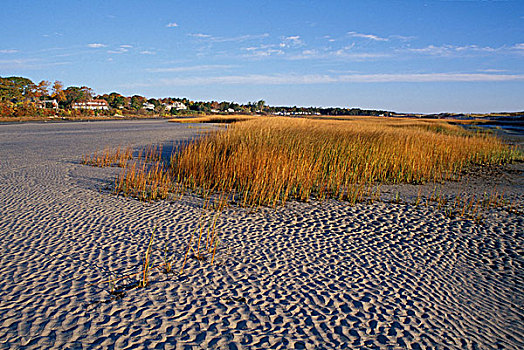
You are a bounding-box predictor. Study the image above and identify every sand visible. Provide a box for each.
[0,120,522,349]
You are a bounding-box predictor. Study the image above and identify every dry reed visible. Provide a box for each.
[169,117,520,207]
[82,146,132,167]
[169,115,257,124]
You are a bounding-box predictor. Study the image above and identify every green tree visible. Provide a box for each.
[130,95,146,111]
[63,86,93,107]
[257,99,266,111]
[0,76,35,101]
[106,92,125,109]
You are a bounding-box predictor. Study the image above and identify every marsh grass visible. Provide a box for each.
[93,210,223,297]
[81,146,132,167]
[169,114,257,124]
[113,160,175,201]
[86,117,520,209]
[168,117,520,207]
[139,228,155,288]
[414,186,517,221]
[180,199,224,274]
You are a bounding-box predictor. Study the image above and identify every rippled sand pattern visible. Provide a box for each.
[0,120,522,349]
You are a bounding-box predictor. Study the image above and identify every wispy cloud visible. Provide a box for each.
[108,45,131,54]
[0,58,70,70]
[127,72,524,87]
[323,35,336,42]
[189,33,213,39]
[140,50,156,55]
[147,64,234,73]
[287,45,390,61]
[108,50,126,54]
[347,31,389,42]
[188,33,269,43]
[477,68,507,73]
[242,45,284,57]
[390,35,416,41]
[87,43,107,48]
[166,22,179,28]
[407,44,498,56]
[280,35,304,47]
[0,49,18,54]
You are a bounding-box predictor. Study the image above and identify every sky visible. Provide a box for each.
[1,0,523,113]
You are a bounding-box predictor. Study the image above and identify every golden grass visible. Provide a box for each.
[81,146,133,167]
[101,116,521,207]
[168,117,520,207]
[168,114,258,124]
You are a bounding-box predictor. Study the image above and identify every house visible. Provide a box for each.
[164,101,187,111]
[143,102,156,111]
[36,99,58,109]
[72,100,109,110]
[227,108,235,113]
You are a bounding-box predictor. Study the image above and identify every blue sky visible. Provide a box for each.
[1,0,523,113]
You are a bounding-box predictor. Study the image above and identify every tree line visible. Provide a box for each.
[0,75,391,119]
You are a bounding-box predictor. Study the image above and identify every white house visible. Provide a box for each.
[164,101,187,111]
[72,100,109,110]
[143,102,155,110]
[36,99,58,109]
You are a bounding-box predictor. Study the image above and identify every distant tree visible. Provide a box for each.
[63,86,94,107]
[51,81,66,104]
[147,98,160,107]
[105,92,125,109]
[256,100,266,111]
[34,80,51,99]
[130,95,146,111]
[0,76,34,101]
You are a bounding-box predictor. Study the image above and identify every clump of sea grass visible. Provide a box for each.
[82,146,132,167]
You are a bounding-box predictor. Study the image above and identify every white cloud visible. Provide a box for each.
[390,35,416,41]
[166,22,179,28]
[189,33,213,39]
[301,49,318,56]
[107,47,129,54]
[280,35,304,47]
[0,49,18,54]
[347,31,388,42]
[127,72,524,87]
[147,64,235,73]
[512,43,524,50]
[87,43,107,48]
[477,68,508,73]
[244,49,285,57]
[0,58,70,70]
[407,44,498,56]
[120,45,133,48]
[287,45,389,61]
[140,50,156,55]
[189,33,269,43]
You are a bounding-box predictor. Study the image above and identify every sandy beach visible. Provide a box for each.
[0,120,522,349]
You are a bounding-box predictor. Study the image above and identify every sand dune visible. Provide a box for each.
[0,120,522,349]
